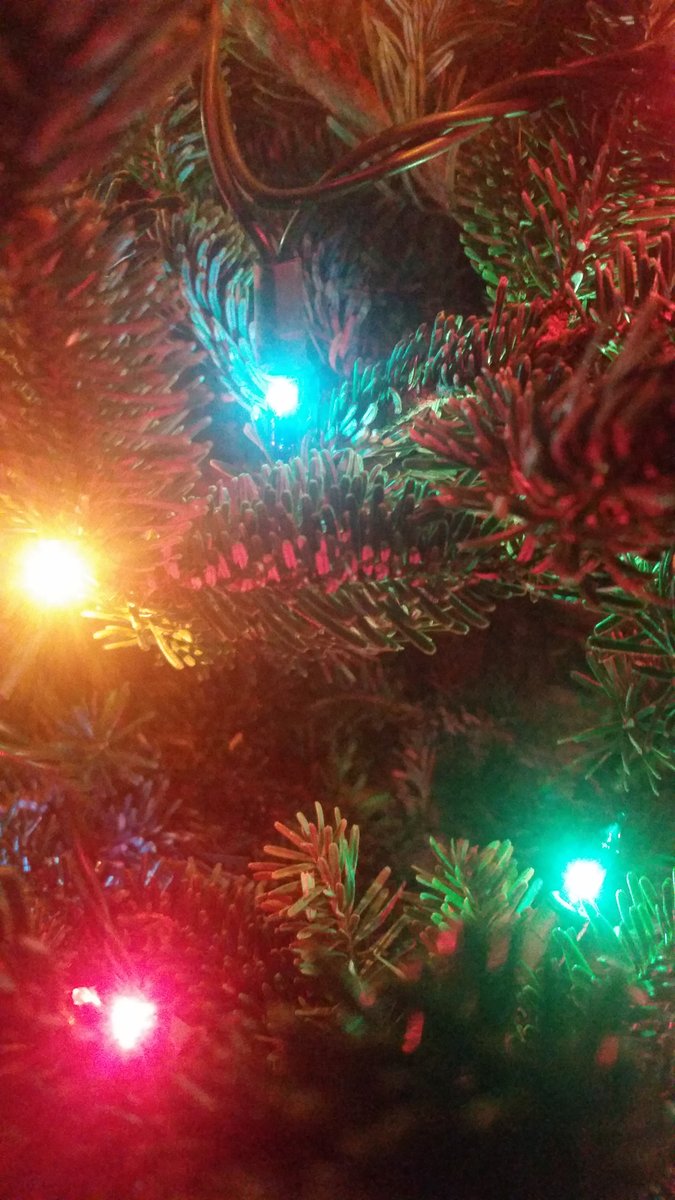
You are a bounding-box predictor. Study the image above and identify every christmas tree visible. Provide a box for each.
[0,2,673,1197]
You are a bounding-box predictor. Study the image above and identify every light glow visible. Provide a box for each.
[109,995,157,1051]
[562,858,607,907]
[72,986,103,1009]
[265,375,299,418]
[19,538,94,607]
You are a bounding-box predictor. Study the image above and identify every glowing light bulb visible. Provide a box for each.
[562,858,606,907]
[19,538,93,607]
[109,995,157,1051]
[265,376,299,418]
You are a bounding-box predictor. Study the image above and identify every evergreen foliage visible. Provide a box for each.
[0,1,672,1197]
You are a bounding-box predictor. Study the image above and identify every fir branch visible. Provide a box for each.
[564,655,674,795]
[415,836,542,934]
[226,0,390,137]
[0,199,210,593]
[255,920,672,1200]
[554,866,674,1089]
[595,869,674,978]
[86,445,514,664]
[451,0,675,299]
[173,201,260,410]
[326,279,601,448]
[0,684,157,796]
[0,0,211,216]
[0,814,671,1200]
[249,801,414,998]
[563,554,675,793]
[409,296,675,595]
[89,604,207,670]
[455,111,675,303]
[360,0,468,205]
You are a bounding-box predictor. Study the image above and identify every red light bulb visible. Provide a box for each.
[109,995,157,1051]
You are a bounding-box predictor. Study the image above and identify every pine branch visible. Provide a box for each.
[561,550,674,794]
[452,2,675,300]
[564,657,674,796]
[554,866,674,1088]
[174,201,260,409]
[249,801,414,1000]
[326,290,585,444]
[415,836,542,934]
[0,199,210,596]
[458,121,675,303]
[0,816,671,1199]
[86,445,514,665]
[225,0,390,137]
[409,293,675,595]
[0,0,211,216]
[0,684,157,796]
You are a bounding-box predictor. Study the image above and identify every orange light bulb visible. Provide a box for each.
[19,538,94,607]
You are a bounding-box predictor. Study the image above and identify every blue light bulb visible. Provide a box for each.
[265,376,299,418]
[562,858,606,907]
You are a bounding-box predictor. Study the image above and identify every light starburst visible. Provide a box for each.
[18,538,94,607]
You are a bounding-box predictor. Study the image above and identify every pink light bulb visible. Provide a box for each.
[108,995,157,1051]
